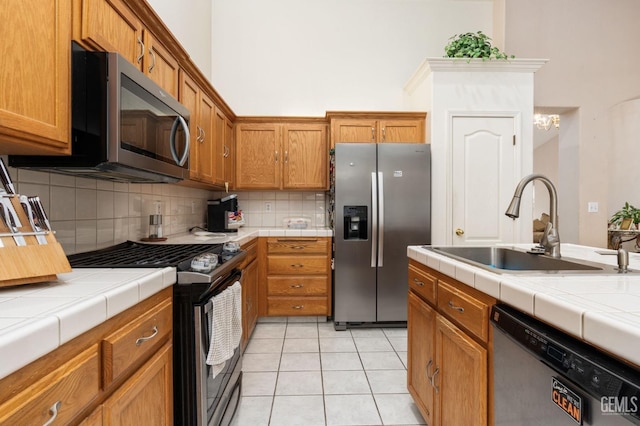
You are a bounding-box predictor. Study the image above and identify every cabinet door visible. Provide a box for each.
[0,345,100,426]
[179,72,200,181]
[0,0,71,154]
[223,117,235,188]
[213,107,227,186]
[235,123,281,189]
[197,92,215,183]
[407,291,435,426]
[282,123,328,189]
[78,0,144,67]
[451,116,517,245]
[332,119,377,143]
[379,119,424,143]
[242,258,259,351]
[434,315,487,426]
[143,30,179,98]
[102,342,173,426]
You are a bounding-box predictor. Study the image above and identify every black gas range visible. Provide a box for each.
[68,240,246,426]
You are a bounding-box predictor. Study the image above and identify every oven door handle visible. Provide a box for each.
[203,269,244,314]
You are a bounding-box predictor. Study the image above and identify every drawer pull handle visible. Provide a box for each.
[290,264,304,268]
[136,326,159,346]
[43,401,62,426]
[431,367,440,393]
[447,301,464,313]
[290,284,304,288]
[290,245,306,249]
[292,305,304,309]
[413,278,425,287]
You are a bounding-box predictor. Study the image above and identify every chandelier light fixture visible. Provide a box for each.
[533,114,560,130]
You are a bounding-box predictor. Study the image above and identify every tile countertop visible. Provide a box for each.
[0,267,176,381]
[160,227,334,246]
[408,243,640,367]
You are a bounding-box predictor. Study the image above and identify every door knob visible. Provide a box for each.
[455,228,464,236]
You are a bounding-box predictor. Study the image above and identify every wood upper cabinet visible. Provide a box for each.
[142,30,179,98]
[327,111,426,148]
[407,260,494,426]
[235,120,328,190]
[180,71,215,184]
[224,117,235,188]
[282,123,328,189]
[235,123,282,189]
[75,0,143,65]
[75,0,179,97]
[0,0,72,155]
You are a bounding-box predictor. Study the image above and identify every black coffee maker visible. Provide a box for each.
[207,194,243,232]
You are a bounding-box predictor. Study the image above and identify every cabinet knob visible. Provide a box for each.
[455,228,464,236]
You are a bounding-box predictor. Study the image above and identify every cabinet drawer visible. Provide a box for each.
[267,255,329,275]
[437,280,490,342]
[0,345,100,426]
[268,276,327,296]
[103,297,172,386]
[267,239,328,254]
[267,297,328,316]
[408,261,437,305]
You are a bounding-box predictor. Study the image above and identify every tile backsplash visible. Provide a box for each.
[5,159,327,255]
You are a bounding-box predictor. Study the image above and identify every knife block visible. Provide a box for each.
[0,195,71,287]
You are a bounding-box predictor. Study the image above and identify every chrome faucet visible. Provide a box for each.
[505,174,561,258]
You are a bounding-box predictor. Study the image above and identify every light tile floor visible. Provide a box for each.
[231,316,426,426]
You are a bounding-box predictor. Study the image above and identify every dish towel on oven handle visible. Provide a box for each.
[206,281,243,378]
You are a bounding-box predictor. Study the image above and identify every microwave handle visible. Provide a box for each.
[170,116,190,167]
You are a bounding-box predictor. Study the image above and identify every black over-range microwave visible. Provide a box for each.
[10,42,190,183]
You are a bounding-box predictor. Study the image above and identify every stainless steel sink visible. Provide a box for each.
[424,246,627,275]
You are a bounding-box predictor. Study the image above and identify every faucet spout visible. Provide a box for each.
[505,174,561,258]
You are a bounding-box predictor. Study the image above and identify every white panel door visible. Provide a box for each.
[452,116,517,245]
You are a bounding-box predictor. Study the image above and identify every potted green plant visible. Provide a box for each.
[444,31,514,61]
[610,202,640,230]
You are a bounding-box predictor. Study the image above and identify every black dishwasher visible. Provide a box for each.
[491,304,640,425]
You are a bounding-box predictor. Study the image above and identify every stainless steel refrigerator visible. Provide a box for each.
[333,143,431,329]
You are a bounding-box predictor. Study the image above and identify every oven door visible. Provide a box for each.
[194,270,243,426]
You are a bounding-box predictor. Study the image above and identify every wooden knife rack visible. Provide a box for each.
[0,193,71,287]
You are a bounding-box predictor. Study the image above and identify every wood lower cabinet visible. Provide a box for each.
[102,342,173,425]
[407,259,494,426]
[0,288,173,426]
[326,111,426,148]
[0,0,72,155]
[241,239,259,351]
[259,237,332,316]
[235,120,328,190]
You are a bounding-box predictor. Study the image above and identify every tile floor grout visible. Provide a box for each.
[231,316,426,426]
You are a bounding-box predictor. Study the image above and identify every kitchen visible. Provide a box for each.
[1,0,640,425]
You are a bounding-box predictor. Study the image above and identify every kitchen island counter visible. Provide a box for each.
[408,243,640,367]
[0,267,175,380]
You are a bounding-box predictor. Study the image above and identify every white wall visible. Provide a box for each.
[147,0,213,79]
[609,99,640,216]
[501,0,640,247]
[210,0,493,115]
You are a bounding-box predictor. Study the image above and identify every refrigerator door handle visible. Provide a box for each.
[377,171,384,267]
[371,172,378,268]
